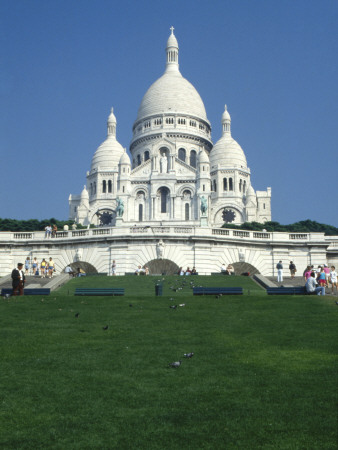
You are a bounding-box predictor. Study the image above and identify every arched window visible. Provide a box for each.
[203,184,205,192]
[102,180,106,193]
[210,181,213,191]
[90,183,93,195]
[185,203,190,221]
[190,150,197,168]
[223,178,227,191]
[122,186,125,193]
[243,180,247,192]
[229,178,233,191]
[144,151,150,161]
[239,179,242,192]
[213,180,217,192]
[139,204,143,222]
[94,182,96,194]
[137,154,141,166]
[108,180,112,193]
[178,148,186,162]
[160,187,169,213]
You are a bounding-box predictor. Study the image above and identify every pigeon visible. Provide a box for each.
[179,303,185,307]
[103,325,109,330]
[129,304,133,307]
[75,313,80,318]
[184,352,194,358]
[170,297,175,302]
[168,360,181,368]
[170,305,177,309]
[335,301,338,305]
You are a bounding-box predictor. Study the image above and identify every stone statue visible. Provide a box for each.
[74,248,83,262]
[160,153,168,173]
[116,197,124,217]
[201,196,208,215]
[156,239,165,259]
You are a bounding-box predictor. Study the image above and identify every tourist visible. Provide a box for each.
[220,263,227,274]
[112,260,117,276]
[40,258,47,277]
[329,266,337,293]
[77,267,86,277]
[289,261,296,279]
[226,264,234,275]
[305,272,325,295]
[276,261,283,283]
[65,265,75,277]
[144,266,149,275]
[185,267,192,275]
[191,267,197,275]
[178,267,184,276]
[32,257,38,275]
[304,266,312,281]
[52,224,58,238]
[48,257,55,278]
[135,265,144,275]
[323,264,330,287]
[44,225,52,238]
[11,263,25,296]
[24,257,30,275]
[317,268,326,288]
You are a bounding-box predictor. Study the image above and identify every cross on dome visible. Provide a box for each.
[170,26,174,34]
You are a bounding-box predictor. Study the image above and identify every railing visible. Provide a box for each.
[13,233,34,239]
[151,227,170,233]
[212,229,230,236]
[93,228,110,236]
[174,227,193,233]
[253,232,270,239]
[233,231,250,238]
[289,234,308,240]
[72,230,89,237]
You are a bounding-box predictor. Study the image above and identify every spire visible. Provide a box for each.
[107,107,117,137]
[165,26,179,73]
[221,104,231,136]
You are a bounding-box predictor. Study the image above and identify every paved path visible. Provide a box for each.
[267,276,338,296]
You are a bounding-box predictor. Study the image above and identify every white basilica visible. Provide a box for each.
[69,28,271,227]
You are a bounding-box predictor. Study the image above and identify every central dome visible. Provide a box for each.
[137,71,207,121]
[136,28,208,122]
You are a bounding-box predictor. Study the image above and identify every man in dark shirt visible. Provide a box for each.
[11,263,25,295]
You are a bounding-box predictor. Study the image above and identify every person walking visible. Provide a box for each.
[276,261,283,283]
[24,257,30,275]
[11,263,25,296]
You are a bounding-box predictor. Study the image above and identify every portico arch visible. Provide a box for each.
[65,261,98,274]
[144,259,179,275]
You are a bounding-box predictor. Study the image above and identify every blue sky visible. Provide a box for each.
[1,0,337,226]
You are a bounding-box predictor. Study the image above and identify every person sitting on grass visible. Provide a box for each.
[77,268,86,277]
[305,272,325,296]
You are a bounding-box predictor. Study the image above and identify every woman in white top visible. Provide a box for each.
[329,266,337,293]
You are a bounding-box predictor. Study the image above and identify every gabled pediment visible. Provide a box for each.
[175,158,197,175]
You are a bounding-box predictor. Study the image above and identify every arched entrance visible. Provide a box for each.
[65,261,98,274]
[232,262,260,275]
[145,259,179,275]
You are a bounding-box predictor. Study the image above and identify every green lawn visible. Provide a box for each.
[0,276,337,449]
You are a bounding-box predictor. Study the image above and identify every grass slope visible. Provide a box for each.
[0,276,337,449]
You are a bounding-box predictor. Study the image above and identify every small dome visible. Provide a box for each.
[91,136,124,171]
[210,134,247,169]
[90,109,124,171]
[199,149,209,163]
[222,105,231,122]
[167,29,178,48]
[108,107,116,124]
[119,149,131,165]
[80,185,89,199]
[247,184,255,196]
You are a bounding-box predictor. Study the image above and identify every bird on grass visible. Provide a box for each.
[129,304,133,307]
[179,303,185,307]
[75,313,80,318]
[335,301,338,305]
[184,352,194,358]
[168,360,181,368]
[103,325,109,330]
[170,305,177,309]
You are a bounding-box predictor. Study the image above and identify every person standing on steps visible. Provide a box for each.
[276,260,283,283]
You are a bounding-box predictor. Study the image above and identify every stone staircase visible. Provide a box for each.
[0,273,70,292]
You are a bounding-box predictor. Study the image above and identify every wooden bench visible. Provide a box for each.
[74,288,124,296]
[1,288,51,296]
[266,287,309,295]
[193,287,243,295]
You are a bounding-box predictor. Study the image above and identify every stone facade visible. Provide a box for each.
[69,29,271,228]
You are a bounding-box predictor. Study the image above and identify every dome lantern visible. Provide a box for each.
[222,105,231,136]
[107,107,117,137]
[165,26,179,73]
